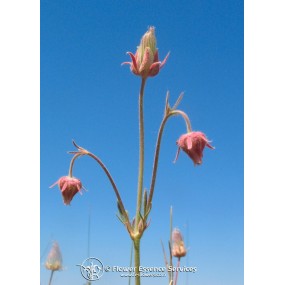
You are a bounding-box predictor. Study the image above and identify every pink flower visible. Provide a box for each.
[172,228,187,258]
[175,131,214,165]
[50,176,84,205]
[122,26,169,79]
[45,241,63,271]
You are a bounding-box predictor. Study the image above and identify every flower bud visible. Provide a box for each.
[175,131,214,165]
[45,241,62,271]
[137,26,157,65]
[50,175,84,205]
[172,228,187,258]
[122,26,169,78]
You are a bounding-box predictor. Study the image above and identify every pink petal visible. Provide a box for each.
[121,61,132,65]
[139,47,153,74]
[173,147,181,163]
[148,61,161,76]
[62,182,67,192]
[160,52,170,69]
[185,136,193,150]
[49,181,58,189]
[149,61,161,70]
[153,50,159,62]
[188,150,202,165]
[206,142,215,149]
[76,183,81,192]
[126,52,138,73]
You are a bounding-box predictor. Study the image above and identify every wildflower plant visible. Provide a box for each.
[50,26,214,285]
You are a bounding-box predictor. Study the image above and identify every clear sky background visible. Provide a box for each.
[40,1,243,284]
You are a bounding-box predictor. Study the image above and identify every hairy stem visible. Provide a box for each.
[134,239,141,285]
[170,206,173,282]
[129,241,134,285]
[174,258,181,285]
[148,110,192,208]
[68,153,82,177]
[68,151,131,231]
[161,240,171,282]
[86,152,130,229]
[133,78,147,285]
[172,110,192,133]
[135,78,147,233]
[48,270,54,285]
[147,113,170,207]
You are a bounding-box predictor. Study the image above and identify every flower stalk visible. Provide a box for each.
[68,152,82,177]
[132,77,146,285]
[134,238,141,285]
[135,78,147,235]
[147,106,192,210]
[67,142,132,233]
[48,270,55,285]
[173,258,181,285]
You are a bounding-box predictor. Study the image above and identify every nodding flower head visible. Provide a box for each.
[50,175,84,205]
[45,241,63,271]
[122,26,170,79]
[172,228,187,258]
[175,131,214,165]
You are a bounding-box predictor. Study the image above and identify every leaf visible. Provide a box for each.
[172,92,184,110]
[164,91,171,115]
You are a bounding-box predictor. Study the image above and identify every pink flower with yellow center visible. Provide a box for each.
[50,176,84,205]
[175,131,214,165]
[122,26,169,79]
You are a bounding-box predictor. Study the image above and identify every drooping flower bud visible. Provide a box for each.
[175,131,214,165]
[45,241,63,271]
[172,228,187,258]
[50,175,84,205]
[122,26,170,79]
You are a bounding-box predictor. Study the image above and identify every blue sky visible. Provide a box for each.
[41,1,243,284]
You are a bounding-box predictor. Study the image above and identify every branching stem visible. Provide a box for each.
[68,149,131,231]
[147,109,192,209]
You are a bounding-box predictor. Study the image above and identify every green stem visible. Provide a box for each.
[48,270,54,285]
[170,206,173,283]
[174,258,181,285]
[135,78,147,233]
[161,240,171,282]
[85,152,131,230]
[133,78,147,285]
[129,241,134,285]
[68,151,131,232]
[68,153,82,177]
[147,110,192,209]
[172,110,192,133]
[147,113,170,207]
[134,239,141,285]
